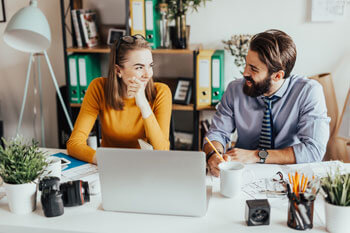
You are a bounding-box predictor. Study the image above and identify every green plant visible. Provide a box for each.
[166,0,210,20]
[0,136,48,184]
[223,34,252,74]
[321,168,350,206]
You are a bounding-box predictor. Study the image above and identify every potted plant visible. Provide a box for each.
[321,169,350,233]
[165,0,209,49]
[0,136,47,214]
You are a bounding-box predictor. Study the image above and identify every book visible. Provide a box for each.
[80,10,99,48]
[71,9,83,47]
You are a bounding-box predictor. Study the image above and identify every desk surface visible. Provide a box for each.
[0,148,343,233]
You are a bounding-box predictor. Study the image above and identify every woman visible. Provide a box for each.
[67,35,172,163]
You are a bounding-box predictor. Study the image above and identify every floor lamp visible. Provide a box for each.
[3,0,73,146]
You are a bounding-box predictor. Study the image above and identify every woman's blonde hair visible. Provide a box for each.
[104,36,156,110]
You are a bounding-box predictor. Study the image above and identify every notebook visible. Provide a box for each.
[96,147,210,217]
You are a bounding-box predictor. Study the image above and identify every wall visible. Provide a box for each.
[0,0,64,147]
[0,0,349,148]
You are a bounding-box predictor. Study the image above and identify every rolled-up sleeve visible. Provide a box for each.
[292,83,330,163]
[204,83,236,151]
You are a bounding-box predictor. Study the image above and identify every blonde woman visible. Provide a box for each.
[67,35,172,163]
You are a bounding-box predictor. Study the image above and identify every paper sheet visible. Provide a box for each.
[311,0,347,22]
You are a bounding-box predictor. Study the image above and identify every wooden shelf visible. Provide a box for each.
[70,103,194,111]
[196,105,217,111]
[172,104,194,111]
[70,103,82,107]
[66,45,111,53]
[70,103,216,111]
[66,44,202,54]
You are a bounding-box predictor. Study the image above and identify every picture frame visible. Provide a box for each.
[107,28,126,45]
[173,78,192,105]
[0,0,6,23]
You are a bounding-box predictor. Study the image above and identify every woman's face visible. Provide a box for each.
[116,48,154,88]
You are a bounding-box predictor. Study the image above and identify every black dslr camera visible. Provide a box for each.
[39,177,90,217]
[39,177,64,217]
[60,180,90,207]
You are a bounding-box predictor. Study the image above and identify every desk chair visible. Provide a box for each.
[308,73,349,162]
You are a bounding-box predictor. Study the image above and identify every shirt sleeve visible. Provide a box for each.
[204,82,236,151]
[292,83,330,163]
[66,79,102,163]
[143,84,172,150]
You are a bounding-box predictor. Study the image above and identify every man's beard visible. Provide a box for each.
[243,74,272,97]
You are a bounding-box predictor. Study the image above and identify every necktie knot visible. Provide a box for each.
[263,96,279,109]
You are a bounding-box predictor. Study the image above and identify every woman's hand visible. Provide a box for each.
[127,77,143,98]
[127,77,152,118]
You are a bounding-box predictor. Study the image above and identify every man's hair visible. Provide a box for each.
[249,29,297,79]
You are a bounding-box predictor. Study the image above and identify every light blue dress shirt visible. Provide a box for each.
[205,75,330,163]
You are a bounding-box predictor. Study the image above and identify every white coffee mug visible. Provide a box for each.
[218,161,244,198]
[42,156,62,179]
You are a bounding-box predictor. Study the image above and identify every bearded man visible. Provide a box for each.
[204,29,330,177]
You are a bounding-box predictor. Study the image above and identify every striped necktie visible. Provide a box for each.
[258,96,279,149]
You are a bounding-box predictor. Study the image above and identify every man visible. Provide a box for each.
[204,29,330,177]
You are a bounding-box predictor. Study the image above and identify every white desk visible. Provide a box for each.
[0,149,343,233]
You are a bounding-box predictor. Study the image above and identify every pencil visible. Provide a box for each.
[302,177,308,193]
[204,137,224,161]
[288,173,292,185]
[301,174,305,193]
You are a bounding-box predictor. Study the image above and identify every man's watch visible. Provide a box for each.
[258,149,268,163]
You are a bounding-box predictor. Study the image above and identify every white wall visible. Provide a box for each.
[0,0,65,147]
[0,0,349,148]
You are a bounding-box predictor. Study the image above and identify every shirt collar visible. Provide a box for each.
[257,77,291,100]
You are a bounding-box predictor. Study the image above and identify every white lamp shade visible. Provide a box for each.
[4,2,51,53]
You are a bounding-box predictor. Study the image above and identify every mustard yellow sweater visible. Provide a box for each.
[67,77,172,163]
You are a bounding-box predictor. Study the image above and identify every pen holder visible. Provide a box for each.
[287,195,314,230]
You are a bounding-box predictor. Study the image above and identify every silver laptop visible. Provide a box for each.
[96,148,209,217]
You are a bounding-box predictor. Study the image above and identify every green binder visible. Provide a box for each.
[77,54,101,102]
[67,54,80,104]
[211,50,225,105]
[145,0,160,49]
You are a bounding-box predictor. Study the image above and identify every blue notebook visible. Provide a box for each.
[51,152,87,171]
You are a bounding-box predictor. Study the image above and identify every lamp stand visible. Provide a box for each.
[16,51,74,145]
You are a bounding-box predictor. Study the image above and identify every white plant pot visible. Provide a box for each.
[325,201,350,233]
[3,182,37,214]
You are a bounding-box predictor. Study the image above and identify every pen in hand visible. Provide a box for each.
[204,137,225,162]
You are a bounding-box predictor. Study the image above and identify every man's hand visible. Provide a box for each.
[207,153,226,177]
[224,148,259,163]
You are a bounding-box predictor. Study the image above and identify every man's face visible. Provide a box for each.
[242,50,272,97]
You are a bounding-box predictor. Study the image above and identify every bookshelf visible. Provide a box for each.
[66,44,202,54]
[59,0,216,150]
